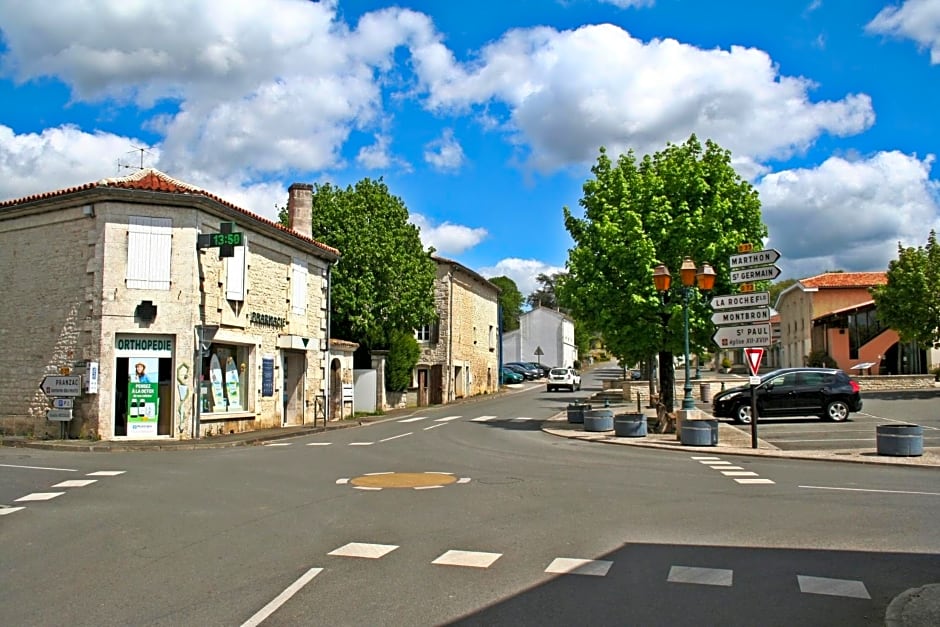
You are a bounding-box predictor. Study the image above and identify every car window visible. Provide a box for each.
[768,373,798,387]
[550,368,568,375]
[798,372,828,386]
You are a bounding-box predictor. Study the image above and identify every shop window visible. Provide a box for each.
[200,344,250,413]
[127,216,172,289]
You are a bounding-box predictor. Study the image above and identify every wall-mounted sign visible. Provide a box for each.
[261,356,275,397]
[115,335,173,357]
[250,312,287,328]
[85,361,99,394]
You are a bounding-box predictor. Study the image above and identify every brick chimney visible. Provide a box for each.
[287,183,313,239]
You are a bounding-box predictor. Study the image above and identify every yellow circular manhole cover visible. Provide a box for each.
[337,472,471,490]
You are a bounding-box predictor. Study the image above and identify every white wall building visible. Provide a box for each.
[502,306,577,369]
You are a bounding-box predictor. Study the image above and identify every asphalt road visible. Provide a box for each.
[2,372,938,626]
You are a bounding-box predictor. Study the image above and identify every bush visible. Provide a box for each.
[386,329,420,392]
[721,356,732,369]
[806,349,837,368]
[573,359,582,370]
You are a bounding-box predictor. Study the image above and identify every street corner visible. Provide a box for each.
[335,471,472,490]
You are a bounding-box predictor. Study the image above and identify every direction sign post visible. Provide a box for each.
[39,375,83,397]
[712,323,772,349]
[729,249,781,269]
[730,265,781,284]
[710,292,770,310]
[46,409,73,421]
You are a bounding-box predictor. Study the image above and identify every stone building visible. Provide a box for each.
[411,256,500,406]
[0,169,339,440]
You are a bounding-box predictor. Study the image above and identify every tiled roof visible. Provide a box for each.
[432,254,499,292]
[0,168,340,257]
[800,272,887,289]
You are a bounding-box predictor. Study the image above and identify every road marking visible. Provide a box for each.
[264,442,292,447]
[15,492,65,502]
[423,423,447,431]
[545,558,612,577]
[52,480,98,488]
[699,460,734,466]
[690,457,721,461]
[240,567,323,627]
[734,478,775,485]
[432,550,502,568]
[328,542,399,559]
[799,485,940,497]
[858,414,940,430]
[380,433,412,442]
[364,472,394,476]
[720,466,745,470]
[456,477,472,484]
[335,478,349,484]
[721,471,759,477]
[87,471,125,476]
[797,575,870,599]
[306,442,332,446]
[397,416,428,423]
[414,485,443,490]
[667,566,733,587]
[766,437,876,443]
[511,416,535,422]
[434,416,462,422]
[471,415,497,422]
[348,442,374,446]
[0,463,77,472]
[0,507,26,516]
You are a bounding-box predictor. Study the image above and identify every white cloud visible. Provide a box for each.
[423,128,465,171]
[867,0,940,64]
[599,0,655,8]
[410,213,487,255]
[416,23,874,172]
[757,151,940,279]
[477,258,565,297]
[356,134,411,171]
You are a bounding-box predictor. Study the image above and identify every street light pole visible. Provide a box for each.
[653,257,716,412]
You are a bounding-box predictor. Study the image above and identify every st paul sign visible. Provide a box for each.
[712,323,772,349]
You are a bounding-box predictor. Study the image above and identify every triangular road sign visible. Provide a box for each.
[744,347,764,377]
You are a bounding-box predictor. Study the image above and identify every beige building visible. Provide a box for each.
[0,169,340,440]
[775,272,887,368]
[411,256,500,406]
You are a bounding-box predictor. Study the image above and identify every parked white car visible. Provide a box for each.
[546,367,581,392]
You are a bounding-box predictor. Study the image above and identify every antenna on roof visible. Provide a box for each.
[116,146,154,173]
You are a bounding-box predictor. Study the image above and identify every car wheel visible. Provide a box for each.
[576,383,581,391]
[733,403,753,424]
[824,400,849,422]
[547,386,554,392]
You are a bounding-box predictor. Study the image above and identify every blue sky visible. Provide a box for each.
[1,0,938,296]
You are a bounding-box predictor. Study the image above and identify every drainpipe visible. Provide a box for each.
[323,261,334,424]
[448,265,455,401]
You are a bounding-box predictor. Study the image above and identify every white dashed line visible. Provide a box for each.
[328,543,399,559]
[423,423,447,431]
[0,464,77,472]
[471,415,497,422]
[434,416,462,422]
[721,471,759,477]
[545,558,613,577]
[734,478,776,485]
[456,477,472,484]
[380,433,412,442]
[690,456,721,461]
[52,480,98,488]
[240,567,323,627]
[335,478,350,484]
[668,566,733,587]
[306,442,332,446]
[432,550,502,568]
[15,492,65,502]
[0,507,26,516]
[264,442,292,447]
[798,575,870,599]
[799,485,940,497]
[348,442,374,446]
[87,471,125,476]
[397,416,428,423]
[414,485,443,490]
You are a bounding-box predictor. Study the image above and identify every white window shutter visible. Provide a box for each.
[292,258,307,315]
[126,217,149,289]
[225,241,247,301]
[151,218,172,290]
[127,216,171,290]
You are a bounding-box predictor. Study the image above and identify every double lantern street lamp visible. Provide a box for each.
[653,257,717,411]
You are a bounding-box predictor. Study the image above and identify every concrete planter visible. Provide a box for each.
[876,424,924,457]
[583,409,614,432]
[614,413,647,437]
[566,403,591,424]
[679,419,719,446]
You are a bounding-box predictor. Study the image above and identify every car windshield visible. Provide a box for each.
[550,368,568,375]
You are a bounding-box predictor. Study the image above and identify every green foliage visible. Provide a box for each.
[871,230,940,348]
[721,356,732,369]
[488,276,524,332]
[386,329,421,392]
[806,348,837,368]
[294,178,438,347]
[768,278,798,306]
[527,273,560,309]
[560,135,767,410]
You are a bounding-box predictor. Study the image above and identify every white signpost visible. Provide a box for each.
[711,307,770,325]
[712,323,772,349]
[52,398,74,409]
[39,375,83,397]
[46,409,73,421]
[730,265,781,283]
[729,249,780,269]
[710,292,770,310]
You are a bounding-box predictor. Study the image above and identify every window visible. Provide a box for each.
[127,216,171,289]
[488,325,495,350]
[291,258,307,315]
[200,344,250,413]
[415,325,431,342]
[225,243,247,301]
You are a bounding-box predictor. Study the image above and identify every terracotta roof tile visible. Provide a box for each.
[800,272,887,289]
[0,168,339,257]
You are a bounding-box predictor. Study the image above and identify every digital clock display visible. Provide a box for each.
[211,232,243,246]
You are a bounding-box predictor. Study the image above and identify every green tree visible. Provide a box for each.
[559,135,767,412]
[871,230,940,348]
[768,278,798,306]
[527,272,560,309]
[386,329,421,392]
[285,178,438,349]
[488,276,524,332]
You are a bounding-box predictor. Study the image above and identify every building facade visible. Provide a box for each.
[501,306,577,369]
[412,256,500,406]
[0,170,339,440]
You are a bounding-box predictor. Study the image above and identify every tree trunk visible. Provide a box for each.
[658,350,675,413]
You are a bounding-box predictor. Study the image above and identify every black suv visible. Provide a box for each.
[712,367,862,424]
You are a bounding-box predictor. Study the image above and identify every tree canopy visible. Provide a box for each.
[488,276,524,332]
[526,273,560,309]
[285,178,438,348]
[558,135,767,411]
[871,230,940,348]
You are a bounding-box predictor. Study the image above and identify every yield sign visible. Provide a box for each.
[744,347,764,377]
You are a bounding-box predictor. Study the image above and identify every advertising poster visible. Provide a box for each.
[128,357,159,437]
